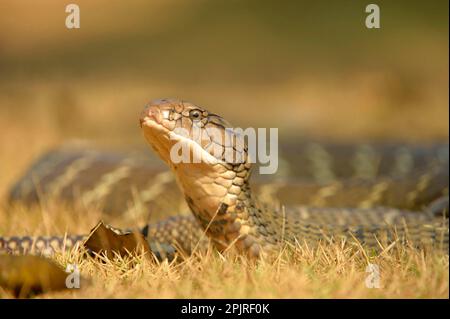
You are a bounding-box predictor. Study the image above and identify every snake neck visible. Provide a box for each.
[180,162,282,258]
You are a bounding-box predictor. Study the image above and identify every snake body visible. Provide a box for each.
[1,99,449,258]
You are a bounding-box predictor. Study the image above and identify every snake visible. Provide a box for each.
[0,99,449,259]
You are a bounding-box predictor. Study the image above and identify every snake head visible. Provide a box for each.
[140,98,252,220]
[140,99,250,169]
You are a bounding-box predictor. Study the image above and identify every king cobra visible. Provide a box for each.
[1,99,449,259]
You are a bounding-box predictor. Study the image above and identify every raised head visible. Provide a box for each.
[139,99,256,252]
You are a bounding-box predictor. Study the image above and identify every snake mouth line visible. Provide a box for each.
[141,117,161,130]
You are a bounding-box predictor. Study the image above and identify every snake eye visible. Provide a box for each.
[189,109,202,120]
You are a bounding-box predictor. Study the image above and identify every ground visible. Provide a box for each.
[0,201,448,298]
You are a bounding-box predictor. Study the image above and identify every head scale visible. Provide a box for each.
[140,98,250,170]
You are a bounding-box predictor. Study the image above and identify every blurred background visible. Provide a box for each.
[0,0,448,198]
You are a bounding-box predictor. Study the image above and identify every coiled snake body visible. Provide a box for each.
[1,99,449,259]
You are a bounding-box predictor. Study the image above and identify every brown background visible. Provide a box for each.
[0,0,448,197]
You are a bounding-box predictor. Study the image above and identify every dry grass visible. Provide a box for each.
[45,243,450,298]
[37,245,449,298]
[1,241,449,299]
[0,202,449,299]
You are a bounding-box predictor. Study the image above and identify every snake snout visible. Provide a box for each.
[140,105,162,127]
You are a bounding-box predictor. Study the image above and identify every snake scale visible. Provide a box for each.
[1,99,449,259]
